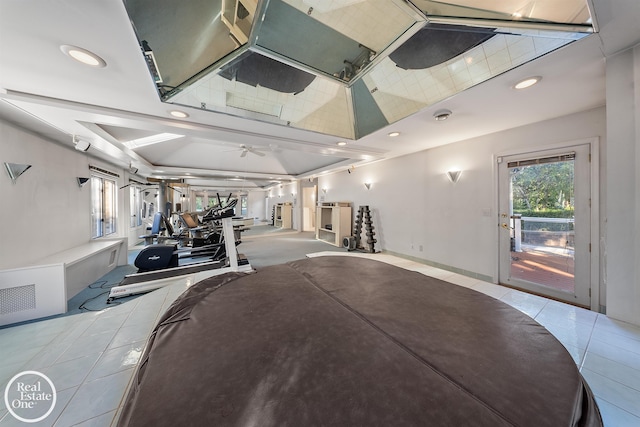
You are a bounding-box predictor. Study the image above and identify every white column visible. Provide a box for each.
[605,45,640,326]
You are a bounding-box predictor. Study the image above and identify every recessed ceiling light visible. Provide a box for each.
[169,110,189,118]
[336,141,347,146]
[388,132,400,137]
[60,45,106,68]
[433,109,452,121]
[514,76,541,90]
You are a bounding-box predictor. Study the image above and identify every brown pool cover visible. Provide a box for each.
[117,256,602,426]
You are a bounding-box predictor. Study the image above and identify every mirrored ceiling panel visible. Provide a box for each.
[126,0,594,140]
[221,0,258,45]
[411,0,593,26]
[254,0,420,82]
[124,0,246,93]
[169,50,356,138]
[353,22,590,135]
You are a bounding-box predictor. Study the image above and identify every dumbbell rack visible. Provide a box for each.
[352,205,377,253]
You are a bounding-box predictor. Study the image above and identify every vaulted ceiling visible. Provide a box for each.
[1,0,639,192]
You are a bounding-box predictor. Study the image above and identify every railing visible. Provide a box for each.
[511,215,574,252]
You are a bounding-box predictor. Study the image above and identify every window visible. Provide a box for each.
[129,186,143,227]
[240,195,247,216]
[208,196,229,208]
[91,175,117,238]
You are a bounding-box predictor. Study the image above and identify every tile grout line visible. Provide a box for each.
[581,367,640,419]
[47,299,144,426]
[578,314,598,371]
[109,284,182,426]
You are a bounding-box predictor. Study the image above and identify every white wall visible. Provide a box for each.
[0,122,89,268]
[265,182,298,228]
[302,185,317,231]
[246,191,266,221]
[319,107,607,293]
[604,44,640,325]
[0,121,135,269]
[4,101,637,324]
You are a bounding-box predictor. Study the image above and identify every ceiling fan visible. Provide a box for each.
[239,144,268,157]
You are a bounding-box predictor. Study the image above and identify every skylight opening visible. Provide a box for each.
[125,0,594,140]
[124,133,184,149]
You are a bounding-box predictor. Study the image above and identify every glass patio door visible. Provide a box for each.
[498,144,591,307]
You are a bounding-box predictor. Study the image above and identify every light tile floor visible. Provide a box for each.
[1,252,639,426]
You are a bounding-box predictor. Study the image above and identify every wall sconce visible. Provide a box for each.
[77,177,90,187]
[322,188,327,194]
[5,162,32,184]
[447,170,462,183]
[364,182,371,190]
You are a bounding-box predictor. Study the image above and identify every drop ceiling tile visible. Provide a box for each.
[468,59,491,84]
[451,69,473,90]
[435,77,456,98]
[486,49,513,74]
[506,36,536,63]
[431,65,452,82]
[447,57,468,75]
[204,90,219,107]
[482,34,508,57]
[464,45,486,67]
[534,37,567,54]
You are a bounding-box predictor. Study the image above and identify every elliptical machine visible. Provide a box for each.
[107,197,251,302]
[134,199,237,272]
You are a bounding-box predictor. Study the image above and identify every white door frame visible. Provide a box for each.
[493,137,600,311]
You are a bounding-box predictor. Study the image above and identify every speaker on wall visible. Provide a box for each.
[73,136,91,152]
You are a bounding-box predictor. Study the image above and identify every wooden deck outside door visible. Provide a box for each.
[498,143,591,307]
